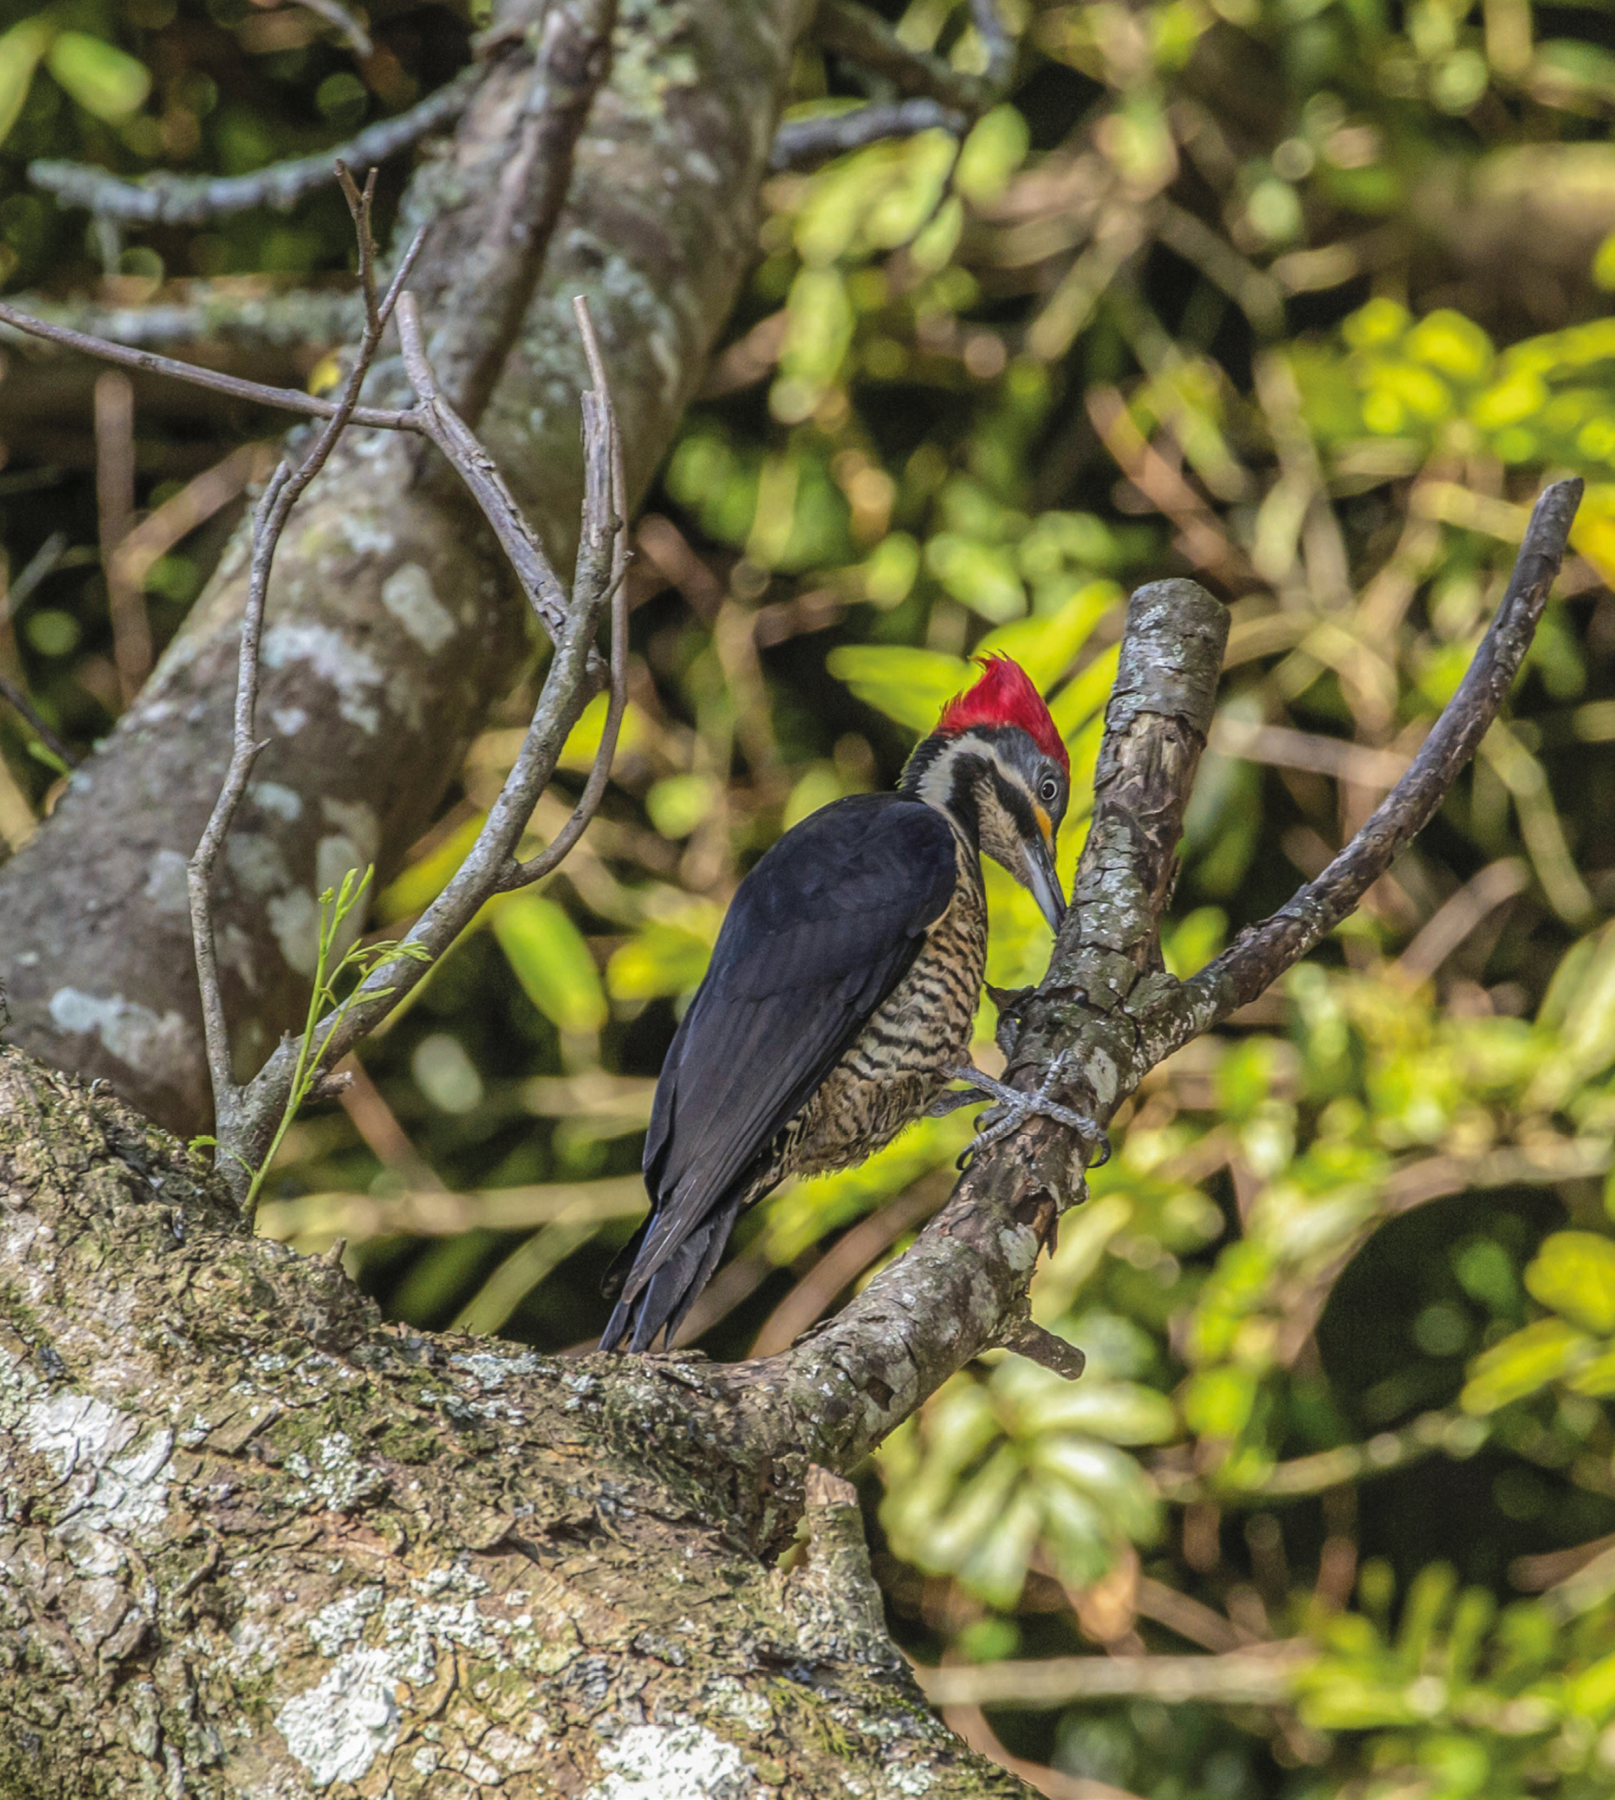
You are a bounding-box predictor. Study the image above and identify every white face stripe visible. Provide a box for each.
[915,734,1044,852]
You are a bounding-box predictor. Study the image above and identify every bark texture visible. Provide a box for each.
[0,0,810,1136]
[0,1044,1020,1799]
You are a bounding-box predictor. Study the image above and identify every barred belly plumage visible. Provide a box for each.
[776,831,987,1179]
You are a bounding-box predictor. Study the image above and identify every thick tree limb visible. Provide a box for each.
[0,1047,1023,1798]
[717,486,1580,1474]
[28,68,478,226]
[0,0,807,1137]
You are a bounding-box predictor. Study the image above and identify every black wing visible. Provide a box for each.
[600,794,958,1350]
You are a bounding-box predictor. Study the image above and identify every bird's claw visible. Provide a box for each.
[940,1052,1111,1170]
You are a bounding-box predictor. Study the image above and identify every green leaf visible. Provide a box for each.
[1459,1317,1595,1414]
[46,30,150,122]
[0,18,52,147]
[826,644,970,734]
[606,920,716,1003]
[978,580,1120,691]
[1524,1230,1615,1336]
[491,893,608,1035]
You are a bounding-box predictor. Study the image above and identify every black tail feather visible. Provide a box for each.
[597,1195,745,1353]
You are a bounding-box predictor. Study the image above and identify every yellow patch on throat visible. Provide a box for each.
[1034,803,1053,846]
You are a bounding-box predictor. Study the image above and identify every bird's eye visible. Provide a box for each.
[1039,775,1060,804]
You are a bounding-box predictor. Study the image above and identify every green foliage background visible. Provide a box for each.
[8,0,1615,1794]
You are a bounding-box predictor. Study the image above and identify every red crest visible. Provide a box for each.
[936,655,1068,774]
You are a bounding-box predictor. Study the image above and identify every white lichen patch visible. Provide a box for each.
[46,987,188,1076]
[272,704,309,736]
[381,562,456,653]
[274,1645,404,1787]
[22,1392,172,1536]
[337,514,396,558]
[251,779,304,821]
[266,888,321,977]
[306,1585,384,1657]
[584,1722,754,1800]
[704,1677,773,1735]
[305,1433,382,1511]
[227,832,292,898]
[320,798,379,865]
[262,621,384,735]
[141,847,190,915]
[450,1349,543,1389]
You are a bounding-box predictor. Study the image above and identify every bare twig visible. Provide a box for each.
[495,295,628,889]
[1182,480,1582,1023]
[94,370,149,706]
[394,294,569,637]
[815,1,994,113]
[917,1647,1314,1710]
[0,531,69,626]
[218,295,627,1201]
[771,98,969,172]
[287,0,372,56]
[188,175,426,1152]
[970,0,1016,94]
[29,69,476,226]
[0,296,423,433]
[0,673,76,769]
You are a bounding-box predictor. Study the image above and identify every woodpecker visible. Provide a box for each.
[601,654,1099,1353]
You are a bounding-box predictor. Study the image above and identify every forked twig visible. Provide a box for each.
[495,294,630,891]
[220,291,627,1201]
[0,296,424,434]
[187,174,427,1149]
[394,294,570,638]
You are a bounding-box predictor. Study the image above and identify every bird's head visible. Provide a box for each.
[901,654,1070,930]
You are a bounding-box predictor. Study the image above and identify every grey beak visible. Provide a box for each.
[1026,833,1067,931]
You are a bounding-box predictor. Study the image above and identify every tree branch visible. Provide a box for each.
[188,177,426,1151]
[495,294,629,888]
[217,293,626,1202]
[917,1647,1314,1711]
[28,68,478,226]
[771,98,969,172]
[814,1,993,114]
[394,294,570,638]
[1176,478,1582,1027]
[0,295,423,433]
[716,485,1581,1475]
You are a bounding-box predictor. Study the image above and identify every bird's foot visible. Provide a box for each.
[933,1052,1112,1170]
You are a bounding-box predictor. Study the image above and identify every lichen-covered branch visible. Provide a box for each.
[28,67,478,226]
[0,0,811,1136]
[0,1046,1021,1798]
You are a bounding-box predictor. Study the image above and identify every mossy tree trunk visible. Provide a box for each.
[0,1045,1021,1798]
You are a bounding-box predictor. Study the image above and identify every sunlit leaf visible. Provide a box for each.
[491,893,608,1035]
[46,30,150,122]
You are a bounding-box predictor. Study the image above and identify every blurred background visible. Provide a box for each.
[6,0,1615,1794]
